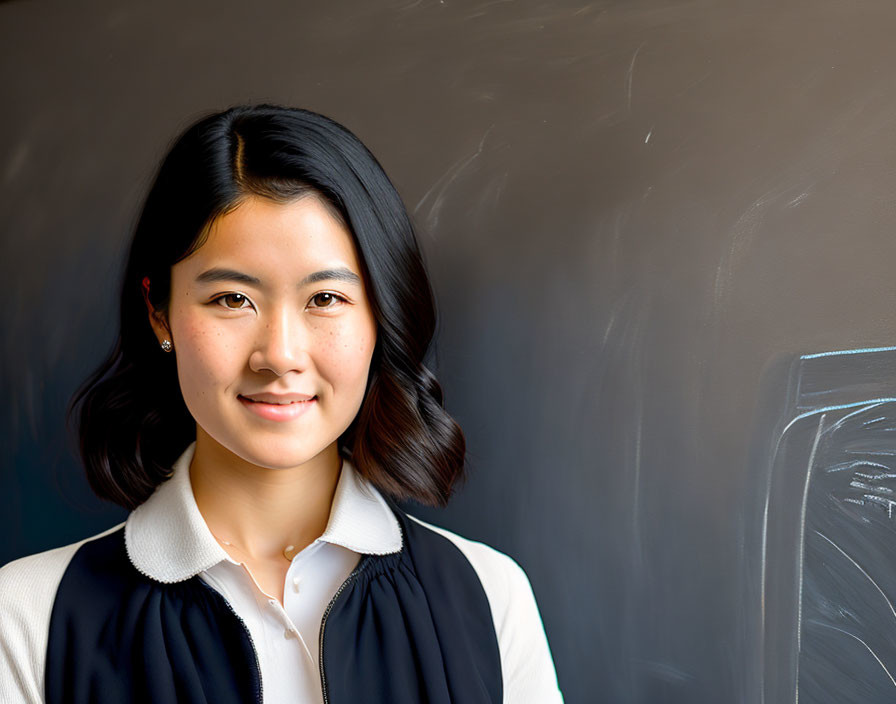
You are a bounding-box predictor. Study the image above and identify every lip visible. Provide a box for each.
[241,391,315,403]
[238,394,317,422]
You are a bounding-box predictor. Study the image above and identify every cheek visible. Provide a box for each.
[316,318,376,388]
[171,311,247,397]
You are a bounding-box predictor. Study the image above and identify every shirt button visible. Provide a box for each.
[284,628,297,640]
[292,577,301,594]
[268,598,278,607]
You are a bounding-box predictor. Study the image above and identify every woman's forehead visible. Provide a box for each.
[178,195,363,282]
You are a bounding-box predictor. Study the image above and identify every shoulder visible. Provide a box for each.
[0,523,125,703]
[405,514,530,612]
[405,515,564,704]
[0,522,126,608]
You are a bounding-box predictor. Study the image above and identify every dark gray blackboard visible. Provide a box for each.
[4,1,896,702]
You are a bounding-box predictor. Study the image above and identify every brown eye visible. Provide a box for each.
[310,292,344,308]
[216,293,250,309]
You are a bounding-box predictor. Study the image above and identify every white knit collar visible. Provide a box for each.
[125,442,403,584]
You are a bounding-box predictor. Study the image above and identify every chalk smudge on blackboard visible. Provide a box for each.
[755,347,896,702]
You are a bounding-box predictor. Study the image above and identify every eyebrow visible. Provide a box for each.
[195,267,362,288]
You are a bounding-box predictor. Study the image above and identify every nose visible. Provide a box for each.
[249,305,311,377]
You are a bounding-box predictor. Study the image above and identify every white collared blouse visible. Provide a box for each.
[0,443,563,703]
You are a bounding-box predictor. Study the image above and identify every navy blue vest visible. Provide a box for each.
[44,506,503,703]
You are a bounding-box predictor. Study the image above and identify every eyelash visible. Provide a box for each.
[210,292,349,311]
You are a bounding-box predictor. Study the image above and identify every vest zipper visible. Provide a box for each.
[318,556,373,704]
[197,579,265,704]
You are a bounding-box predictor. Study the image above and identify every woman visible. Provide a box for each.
[0,104,562,703]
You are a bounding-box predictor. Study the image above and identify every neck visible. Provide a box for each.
[189,430,342,562]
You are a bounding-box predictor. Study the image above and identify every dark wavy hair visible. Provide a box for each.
[68,104,465,510]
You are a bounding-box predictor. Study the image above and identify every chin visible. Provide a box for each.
[195,415,344,471]
[229,437,335,471]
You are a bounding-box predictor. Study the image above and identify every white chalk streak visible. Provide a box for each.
[626,42,646,111]
[814,531,896,622]
[830,403,893,435]
[802,346,896,360]
[808,621,896,688]
[850,480,891,493]
[413,124,494,228]
[795,414,826,665]
[825,460,889,476]
[782,400,896,442]
[862,494,896,518]
[787,192,811,208]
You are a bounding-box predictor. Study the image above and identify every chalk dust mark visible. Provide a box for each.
[477,0,514,8]
[854,472,889,481]
[787,191,812,208]
[862,494,896,518]
[762,397,896,696]
[491,169,509,207]
[829,402,889,434]
[826,460,890,473]
[849,481,894,494]
[803,347,896,360]
[413,124,495,230]
[631,402,644,567]
[626,42,646,111]
[670,71,712,100]
[601,306,619,348]
[4,142,30,184]
[712,190,778,319]
[796,415,826,656]
[634,659,693,682]
[806,621,896,688]
[626,296,651,573]
[465,0,514,17]
[780,402,896,458]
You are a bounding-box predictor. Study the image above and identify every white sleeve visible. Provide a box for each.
[0,523,125,704]
[408,516,564,704]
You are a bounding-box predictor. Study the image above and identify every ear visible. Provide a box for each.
[141,276,172,346]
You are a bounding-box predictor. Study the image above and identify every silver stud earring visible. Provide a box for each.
[160,339,173,352]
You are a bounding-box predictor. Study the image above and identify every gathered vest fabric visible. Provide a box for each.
[44,504,503,704]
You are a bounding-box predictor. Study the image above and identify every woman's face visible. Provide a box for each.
[148,194,377,472]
